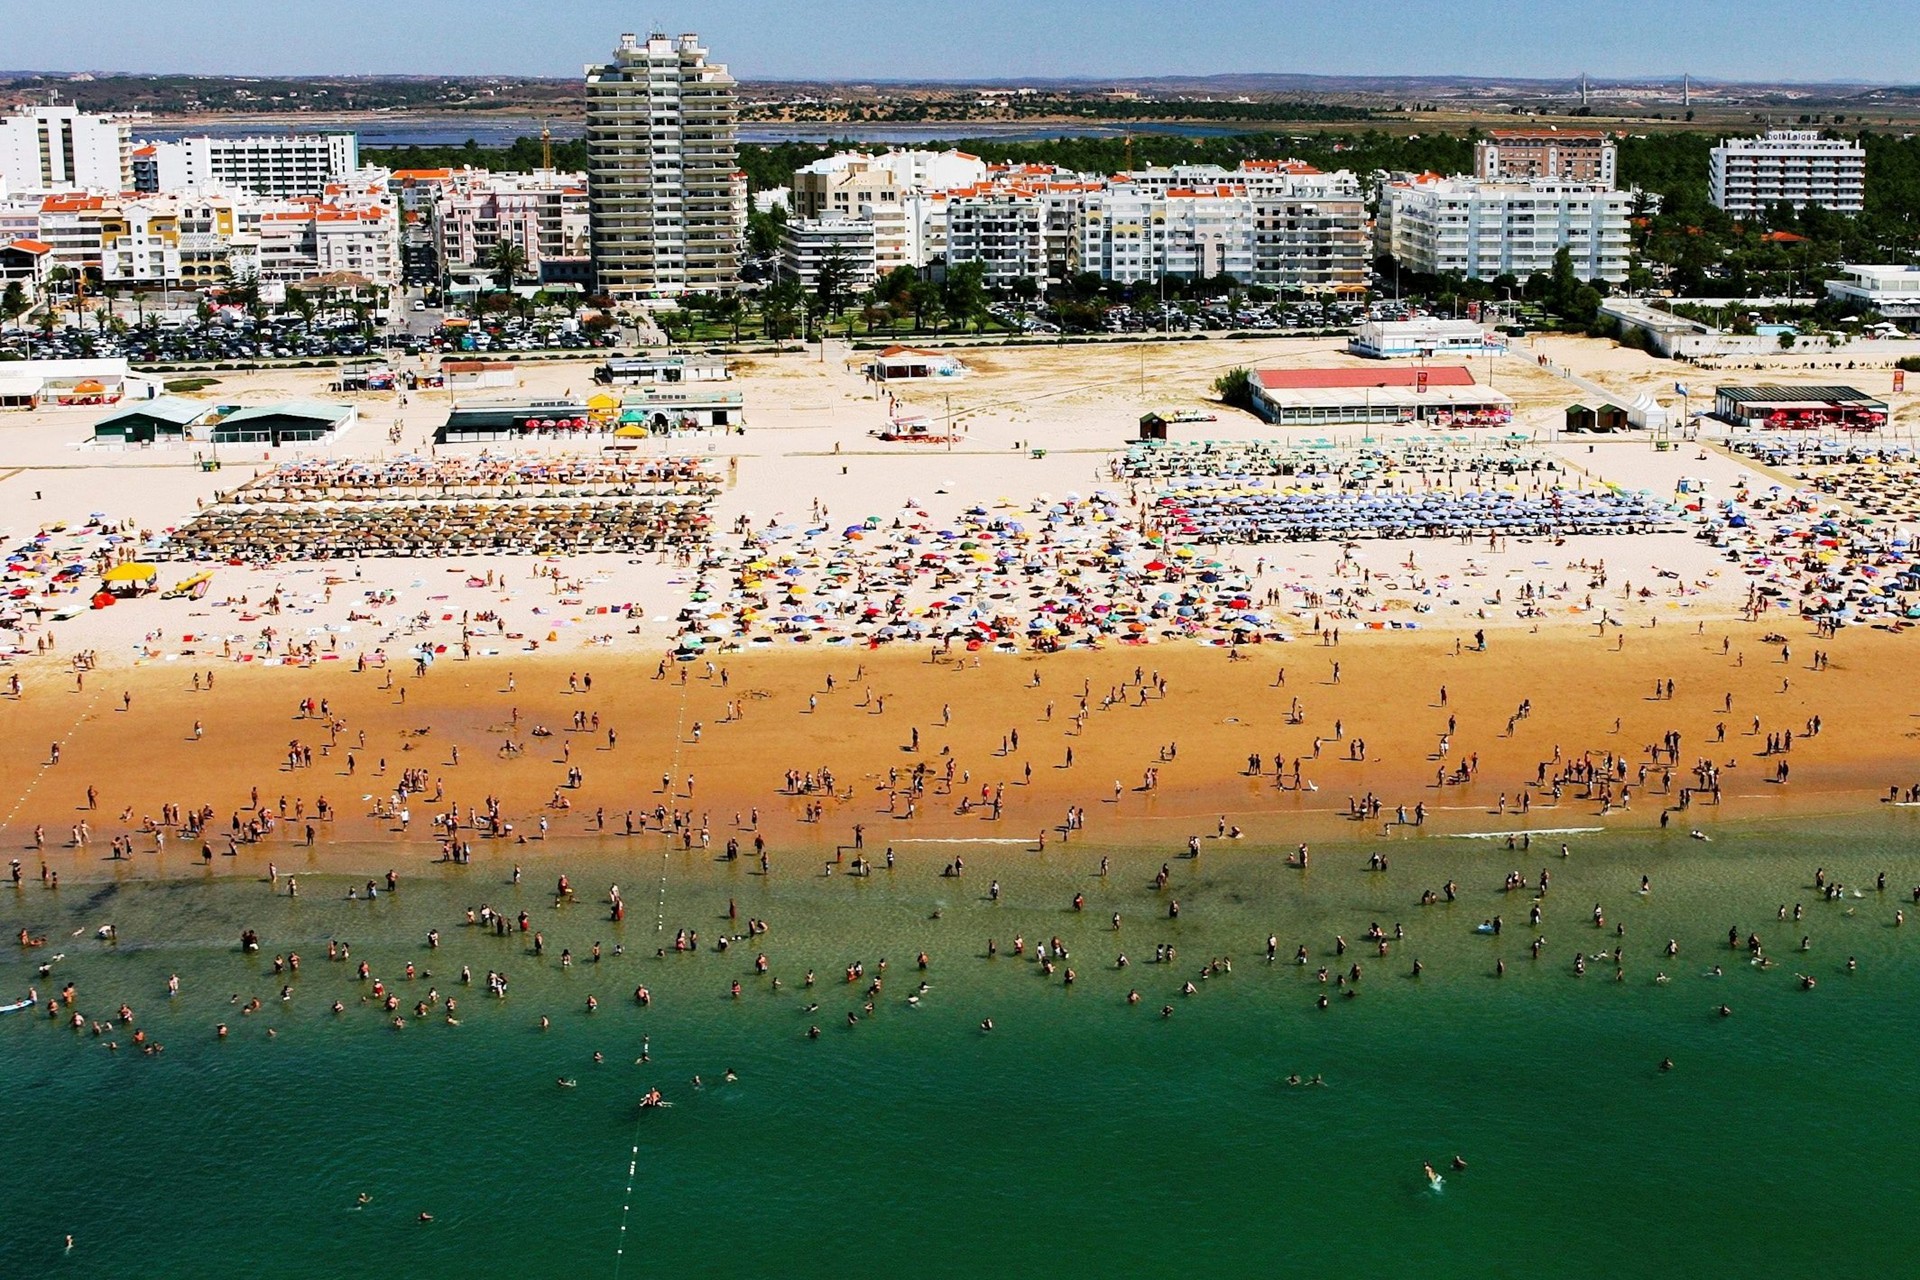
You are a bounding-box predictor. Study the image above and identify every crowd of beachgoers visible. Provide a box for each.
[1689,443,1920,628]
[9,425,1920,663]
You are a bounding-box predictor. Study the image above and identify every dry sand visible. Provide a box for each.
[6,331,1896,668]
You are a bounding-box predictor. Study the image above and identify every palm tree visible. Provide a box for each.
[762,278,804,347]
[486,239,528,293]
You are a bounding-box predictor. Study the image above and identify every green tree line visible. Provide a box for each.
[366,130,1475,195]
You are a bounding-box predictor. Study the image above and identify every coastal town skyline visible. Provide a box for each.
[8,0,1920,83]
[7,11,1920,1276]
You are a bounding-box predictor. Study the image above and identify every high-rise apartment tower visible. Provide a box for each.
[585,31,742,297]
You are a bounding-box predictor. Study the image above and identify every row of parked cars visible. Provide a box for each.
[982,296,1372,336]
[0,313,618,365]
[408,317,616,357]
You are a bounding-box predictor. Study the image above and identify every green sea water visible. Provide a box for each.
[3,814,1918,1279]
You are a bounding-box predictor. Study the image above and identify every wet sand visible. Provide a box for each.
[3,621,1911,883]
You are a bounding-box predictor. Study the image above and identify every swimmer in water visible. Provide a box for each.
[357,1193,372,1206]
[1424,1162,1442,1187]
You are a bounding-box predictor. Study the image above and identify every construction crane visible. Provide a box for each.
[541,120,553,172]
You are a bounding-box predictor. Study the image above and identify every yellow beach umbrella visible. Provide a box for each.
[103,562,158,583]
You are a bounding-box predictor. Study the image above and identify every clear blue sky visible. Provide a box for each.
[9,0,1918,82]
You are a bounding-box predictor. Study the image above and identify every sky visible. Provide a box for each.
[9,0,1920,83]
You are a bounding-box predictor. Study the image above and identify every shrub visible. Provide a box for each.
[1212,367,1256,413]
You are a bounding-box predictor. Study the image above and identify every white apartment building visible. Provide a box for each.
[31,193,110,274]
[247,194,399,289]
[1073,186,1256,284]
[0,200,40,241]
[435,175,589,277]
[869,149,988,193]
[944,189,1048,288]
[1247,173,1370,293]
[136,133,359,199]
[789,150,991,274]
[1824,264,1920,319]
[0,105,132,193]
[791,149,988,214]
[1384,177,1632,283]
[937,161,1367,292]
[1709,130,1865,215]
[314,205,400,285]
[585,31,742,297]
[778,217,878,294]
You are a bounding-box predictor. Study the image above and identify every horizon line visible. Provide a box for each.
[2,68,1918,92]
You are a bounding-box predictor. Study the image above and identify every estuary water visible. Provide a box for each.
[130,118,1248,149]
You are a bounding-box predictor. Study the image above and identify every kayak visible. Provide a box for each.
[0,995,36,1015]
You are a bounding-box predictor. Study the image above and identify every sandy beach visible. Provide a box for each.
[5,335,1920,1279]
[3,333,1920,872]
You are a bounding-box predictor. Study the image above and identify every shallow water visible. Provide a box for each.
[2,814,1917,1278]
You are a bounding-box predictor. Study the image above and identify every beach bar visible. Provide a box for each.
[442,360,519,390]
[436,401,592,444]
[1713,385,1888,431]
[1248,367,1513,427]
[865,346,967,382]
[594,355,730,385]
[615,385,744,432]
[208,401,356,447]
[1348,318,1505,359]
[0,358,162,408]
